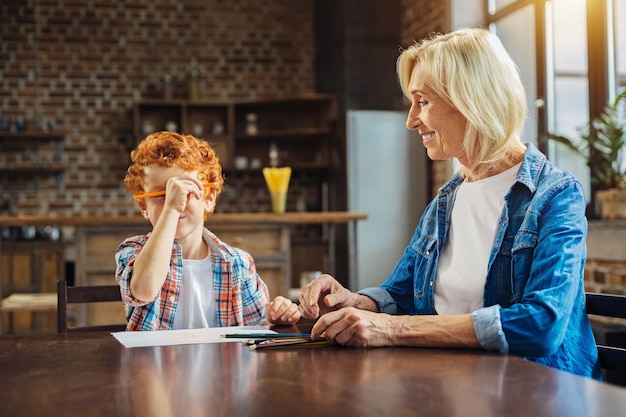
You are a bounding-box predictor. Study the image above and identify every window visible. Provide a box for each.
[547,0,590,197]
[490,4,538,146]
[487,0,625,206]
[613,0,626,93]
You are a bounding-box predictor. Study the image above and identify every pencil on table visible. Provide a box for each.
[250,339,330,350]
[221,333,311,339]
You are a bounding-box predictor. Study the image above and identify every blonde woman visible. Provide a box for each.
[299,28,600,379]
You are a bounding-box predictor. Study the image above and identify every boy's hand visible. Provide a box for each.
[265,296,301,325]
[164,173,205,214]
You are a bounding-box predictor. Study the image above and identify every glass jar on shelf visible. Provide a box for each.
[246,113,258,135]
[188,70,200,101]
[268,140,279,167]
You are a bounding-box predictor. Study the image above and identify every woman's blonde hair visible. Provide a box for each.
[397,28,527,177]
[125,131,224,213]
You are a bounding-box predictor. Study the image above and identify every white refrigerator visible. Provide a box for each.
[347,110,429,291]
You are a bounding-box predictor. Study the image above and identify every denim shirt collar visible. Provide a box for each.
[437,143,546,197]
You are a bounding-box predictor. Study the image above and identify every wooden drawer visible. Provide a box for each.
[212,225,289,259]
[74,225,148,327]
[76,225,149,277]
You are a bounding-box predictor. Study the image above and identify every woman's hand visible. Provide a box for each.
[265,296,301,325]
[311,307,395,347]
[298,274,359,320]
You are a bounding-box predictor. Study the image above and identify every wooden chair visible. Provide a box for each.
[586,292,626,386]
[57,280,127,333]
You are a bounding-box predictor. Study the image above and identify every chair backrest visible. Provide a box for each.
[585,292,626,382]
[57,280,127,333]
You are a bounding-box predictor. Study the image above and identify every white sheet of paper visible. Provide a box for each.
[111,325,274,348]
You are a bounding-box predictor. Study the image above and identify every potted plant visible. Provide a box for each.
[540,89,626,219]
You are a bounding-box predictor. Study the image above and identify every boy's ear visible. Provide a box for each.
[136,202,150,220]
[204,192,217,214]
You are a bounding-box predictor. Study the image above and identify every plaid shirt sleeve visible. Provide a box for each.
[115,235,148,308]
[207,230,269,327]
[234,249,270,325]
[115,235,182,331]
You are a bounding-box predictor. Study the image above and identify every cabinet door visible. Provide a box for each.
[74,225,148,327]
[1,241,64,333]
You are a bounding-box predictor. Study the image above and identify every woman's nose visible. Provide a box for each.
[406,104,420,130]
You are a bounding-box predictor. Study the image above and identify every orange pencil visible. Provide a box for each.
[133,182,216,200]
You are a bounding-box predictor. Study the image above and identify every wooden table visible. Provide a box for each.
[1,330,625,417]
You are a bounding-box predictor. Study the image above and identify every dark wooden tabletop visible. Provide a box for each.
[1,329,625,417]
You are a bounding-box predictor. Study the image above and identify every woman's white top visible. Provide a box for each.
[434,163,521,315]
[172,251,217,329]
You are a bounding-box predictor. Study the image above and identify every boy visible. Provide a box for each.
[115,131,300,330]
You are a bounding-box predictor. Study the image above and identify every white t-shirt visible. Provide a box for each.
[434,163,521,315]
[172,252,217,329]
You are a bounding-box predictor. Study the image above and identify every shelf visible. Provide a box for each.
[0,164,65,173]
[225,163,329,173]
[234,128,330,140]
[0,131,65,141]
[0,132,65,197]
[133,95,336,171]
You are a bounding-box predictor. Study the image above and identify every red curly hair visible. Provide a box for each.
[125,131,224,212]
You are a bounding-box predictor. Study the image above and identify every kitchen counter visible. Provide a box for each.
[0,213,368,325]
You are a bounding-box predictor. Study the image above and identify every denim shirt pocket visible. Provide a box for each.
[492,230,537,305]
[411,235,437,299]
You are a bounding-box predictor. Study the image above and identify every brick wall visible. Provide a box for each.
[400,0,451,46]
[585,260,626,295]
[0,0,314,217]
[586,222,626,296]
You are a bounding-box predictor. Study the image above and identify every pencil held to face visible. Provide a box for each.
[134,182,216,200]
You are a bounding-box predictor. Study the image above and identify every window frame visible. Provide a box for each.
[485,0,616,214]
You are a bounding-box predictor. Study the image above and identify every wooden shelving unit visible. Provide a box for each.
[133,94,336,172]
[0,131,65,196]
[133,95,339,287]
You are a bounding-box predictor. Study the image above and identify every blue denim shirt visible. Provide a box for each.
[360,144,601,379]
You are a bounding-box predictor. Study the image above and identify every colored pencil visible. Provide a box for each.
[134,182,216,200]
[250,339,330,350]
[221,333,311,339]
